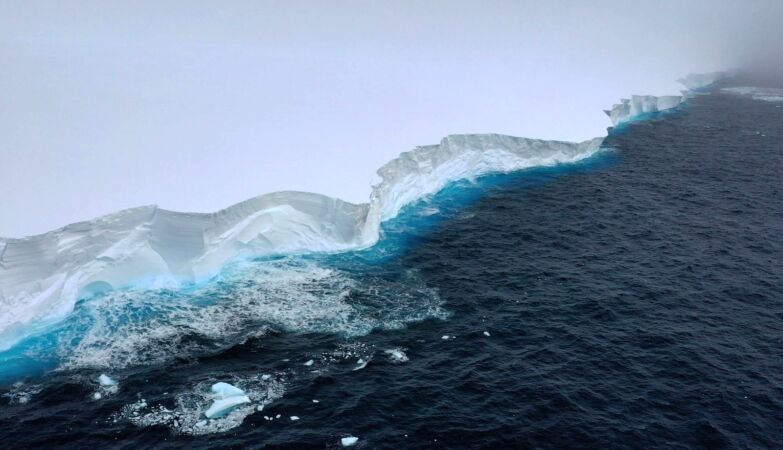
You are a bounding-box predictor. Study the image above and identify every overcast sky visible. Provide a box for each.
[1,1,781,237]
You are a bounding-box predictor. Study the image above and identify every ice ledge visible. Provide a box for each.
[605,70,734,126]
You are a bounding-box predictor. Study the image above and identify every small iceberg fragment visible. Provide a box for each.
[205,396,251,419]
[303,359,314,366]
[384,348,409,363]
[93,392,102,400]
[98,374,118,386]
[290,416,300,421]
[341,436,359,447]
[204,382,250,419]
[211,382,245,399]
[483,331,490,337]
[353,358,368,371]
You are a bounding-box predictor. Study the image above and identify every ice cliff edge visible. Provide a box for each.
[604,70,733,126]
[0,71,730,351]
[0,134,604,351]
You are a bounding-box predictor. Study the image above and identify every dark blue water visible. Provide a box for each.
[1,90,782,449]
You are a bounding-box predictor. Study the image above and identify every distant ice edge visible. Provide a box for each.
[604,70,733,126]
[0,71,731,351]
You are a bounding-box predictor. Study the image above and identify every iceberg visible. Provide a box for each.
[0,72,730,352]
[0,134,603,352]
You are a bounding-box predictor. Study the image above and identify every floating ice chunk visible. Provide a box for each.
[290,416,300,421]
[276,414,281,419]
[257,405,264,412]
[353,358,368,371]
[98,374,118,386]
[341,436,359,447]
[211,382,245,400]
[303,359,314,366]
[384,348,409,363]
[483,331,490,337]
[312,399,320,403]
[441,335,451,340]
[261,374,271,381]
[204,382,250,418]
[204,395,251,419]
[93,392,102,400]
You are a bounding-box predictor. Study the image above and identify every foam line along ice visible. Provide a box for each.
[0,72,731,352]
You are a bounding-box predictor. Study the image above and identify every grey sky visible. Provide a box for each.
[1,1,780,237]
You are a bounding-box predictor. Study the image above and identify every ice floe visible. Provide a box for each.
[341,436,359,447]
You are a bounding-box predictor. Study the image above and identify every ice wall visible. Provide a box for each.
[604,70,733,126]
[0,134,603,351]
[0,71,730,352]
[604,95,685,126]
[678,71,733,91]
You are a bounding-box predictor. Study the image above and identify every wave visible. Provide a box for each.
[0,71,731,352]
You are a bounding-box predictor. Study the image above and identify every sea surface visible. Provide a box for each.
[1,88,782,449]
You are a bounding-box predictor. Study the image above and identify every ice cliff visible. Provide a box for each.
[0,134,603,351]
[0,71,731,352]
[604,70,733,126]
